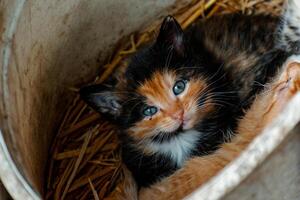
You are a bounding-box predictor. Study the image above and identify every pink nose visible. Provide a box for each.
[171,110,184,121]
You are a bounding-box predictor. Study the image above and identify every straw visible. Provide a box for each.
[61,130,92,200]
[89,178,100,200]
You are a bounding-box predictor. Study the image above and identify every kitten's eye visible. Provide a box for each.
[143,106,158,116]
[173,80,186,95]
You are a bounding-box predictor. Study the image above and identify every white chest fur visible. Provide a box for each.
[147,129,200,166]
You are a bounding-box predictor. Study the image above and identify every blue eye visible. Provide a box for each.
[143,106,158,116]
[173,80,186,95]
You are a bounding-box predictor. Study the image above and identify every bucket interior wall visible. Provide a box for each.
[0,0,190,196]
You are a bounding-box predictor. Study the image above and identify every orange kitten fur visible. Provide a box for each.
[138,58,300,200]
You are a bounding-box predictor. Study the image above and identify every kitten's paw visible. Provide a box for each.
[273,55,300,108]
[251,55,300,126]
[280,55,300,88]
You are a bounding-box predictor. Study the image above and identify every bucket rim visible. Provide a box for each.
[0,130,41,200]
[0,0,41,199]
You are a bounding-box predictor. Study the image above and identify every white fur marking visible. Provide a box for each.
[148,129,200,166]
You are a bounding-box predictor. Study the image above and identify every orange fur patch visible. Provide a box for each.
[128,70,215,141]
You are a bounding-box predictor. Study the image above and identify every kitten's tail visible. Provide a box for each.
[277,0,300,53]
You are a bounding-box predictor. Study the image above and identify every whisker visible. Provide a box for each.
[165,46,174,69]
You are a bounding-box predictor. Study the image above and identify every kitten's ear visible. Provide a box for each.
[80,84,122,119]
[155,15,185,56]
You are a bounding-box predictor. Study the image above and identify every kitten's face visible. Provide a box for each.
[128,70,214,140]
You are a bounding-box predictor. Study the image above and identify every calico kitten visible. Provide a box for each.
[81,16,241,187]
[80,0,294,188]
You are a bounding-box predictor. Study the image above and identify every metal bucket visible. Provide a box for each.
[0,0,299,200]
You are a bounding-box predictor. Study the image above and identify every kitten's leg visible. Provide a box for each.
[138,56,300,200]
[277,0,300,52]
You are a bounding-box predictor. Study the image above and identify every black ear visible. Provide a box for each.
[80,84,122,119]
[156,15,185,56]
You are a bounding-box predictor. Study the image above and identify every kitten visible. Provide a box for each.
[80,1,293,188]
[81,16,241,187]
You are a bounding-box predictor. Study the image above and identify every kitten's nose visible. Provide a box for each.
[171,110,184,121]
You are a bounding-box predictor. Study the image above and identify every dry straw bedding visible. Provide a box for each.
[46,0,284,199]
